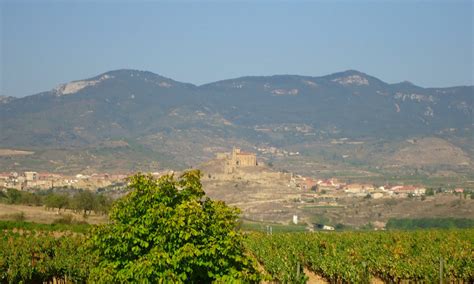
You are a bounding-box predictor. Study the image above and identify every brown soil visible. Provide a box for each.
[304,267,328,284]
[370,276,385,284]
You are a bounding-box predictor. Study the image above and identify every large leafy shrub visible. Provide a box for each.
[88,170,260,283]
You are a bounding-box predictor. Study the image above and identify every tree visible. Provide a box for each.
[5,188,22,204]
[335,223,346,230]
[87,170,261,283]
[72,190,97,215]
[44,193,69,212]
[94,194,113,215]
[425,188,435,196]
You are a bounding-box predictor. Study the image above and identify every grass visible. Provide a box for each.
[240,219,307,233]
[0,220,91,233]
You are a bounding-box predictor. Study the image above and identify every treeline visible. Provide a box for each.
[0,188,113,215]
[386,218,474,230]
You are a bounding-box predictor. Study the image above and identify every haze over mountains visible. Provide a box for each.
[0,69,472,173]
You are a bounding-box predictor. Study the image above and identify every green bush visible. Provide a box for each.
[88,170,261,283]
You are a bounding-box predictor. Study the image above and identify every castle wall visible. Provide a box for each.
[235,154,256,167]
[223,147,257,173]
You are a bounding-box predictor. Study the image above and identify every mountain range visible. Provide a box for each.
[0,69,472,174]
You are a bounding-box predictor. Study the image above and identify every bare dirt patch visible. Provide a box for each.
[370,276,385,284]
[304,267,328,284]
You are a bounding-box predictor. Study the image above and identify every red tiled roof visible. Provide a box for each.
[392,185,421,191]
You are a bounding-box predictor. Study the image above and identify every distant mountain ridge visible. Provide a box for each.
[0,96,15,104]
[0,69,472,171]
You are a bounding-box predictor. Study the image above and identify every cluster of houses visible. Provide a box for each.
[255,146,300,157]
[1,164,466,200]
[0,171,128,190]
[213,147,438,200]
[289,174,430,198]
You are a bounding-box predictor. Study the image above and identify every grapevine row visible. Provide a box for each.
[246,229,474,282]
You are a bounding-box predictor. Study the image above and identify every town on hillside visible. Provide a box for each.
[1,147,466,200]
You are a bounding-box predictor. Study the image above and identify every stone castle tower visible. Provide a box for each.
[217,147,257,174]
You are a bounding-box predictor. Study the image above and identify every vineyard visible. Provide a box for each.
[0,230,92,283]
[1,173,473,283]
[246,229,474,283]
[1,227,473,283]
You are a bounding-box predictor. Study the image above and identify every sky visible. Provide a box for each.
[1,0,473,97]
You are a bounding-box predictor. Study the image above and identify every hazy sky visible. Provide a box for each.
[1,0,473,97]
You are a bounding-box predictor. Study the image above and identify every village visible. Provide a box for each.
[0,147,472,232]
[0,171,129,191]
[213,147,465,198]
[0,147,466,199]
[200,147,472,230]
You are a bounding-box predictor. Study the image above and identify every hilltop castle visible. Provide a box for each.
[216,147,257,174]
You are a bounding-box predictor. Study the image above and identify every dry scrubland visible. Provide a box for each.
[1,193,471,230]
[0,157,472,230]
[0,172,472,230]
[200,159,474,227]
